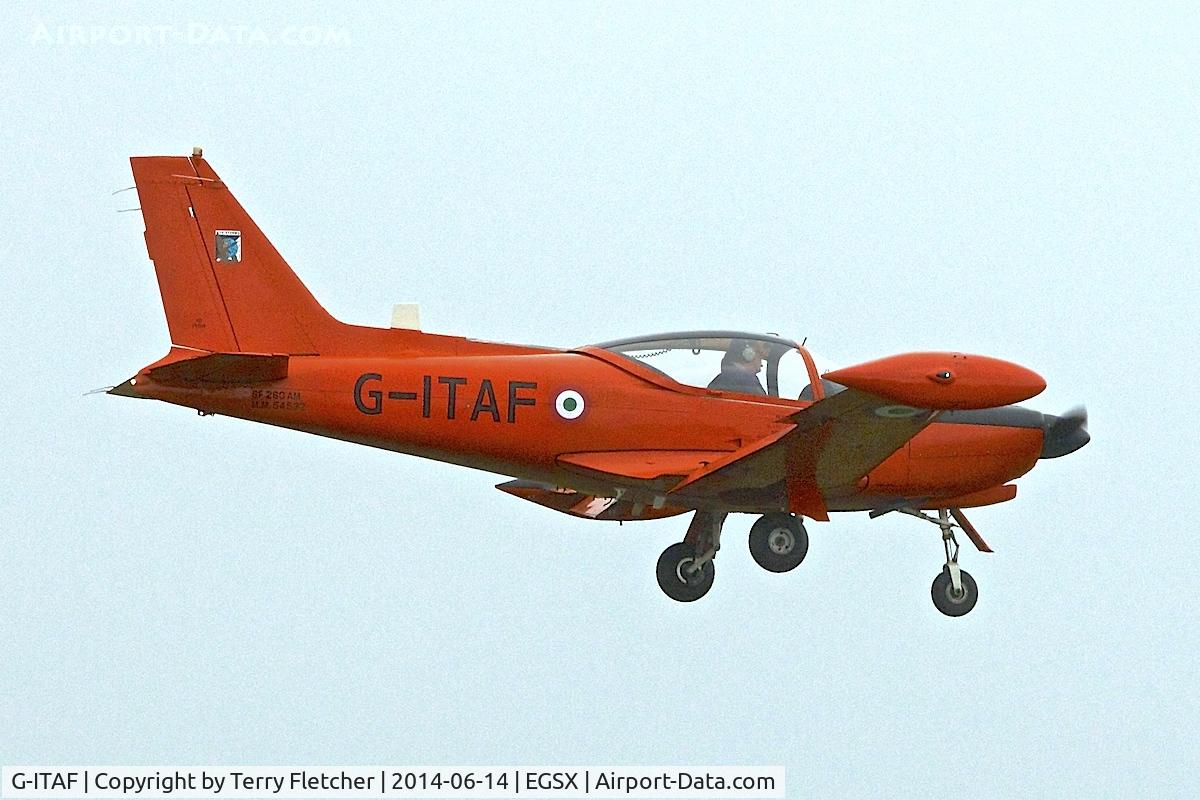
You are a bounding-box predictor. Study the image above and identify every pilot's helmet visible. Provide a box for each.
[723,339,768,366]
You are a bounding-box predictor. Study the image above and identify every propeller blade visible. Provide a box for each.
[1040,405,1090,458]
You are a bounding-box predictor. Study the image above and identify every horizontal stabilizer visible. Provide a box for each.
[146,352,289,386]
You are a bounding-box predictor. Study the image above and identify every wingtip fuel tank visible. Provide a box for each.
[823,352,1046,410]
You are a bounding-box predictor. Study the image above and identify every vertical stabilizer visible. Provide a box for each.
[131,154,339,354]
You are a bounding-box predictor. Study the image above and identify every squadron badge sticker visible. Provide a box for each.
[215,229,242,262]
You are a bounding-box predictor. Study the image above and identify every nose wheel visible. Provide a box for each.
[900,507,985,617]
[748,513,809,572]
[931,566,978,616]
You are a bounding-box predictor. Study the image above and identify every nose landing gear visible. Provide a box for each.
[902,507,984,617]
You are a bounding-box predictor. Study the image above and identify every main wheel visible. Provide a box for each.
[656,542,715,602]
[931,567,979,617]
[748,513,809,573]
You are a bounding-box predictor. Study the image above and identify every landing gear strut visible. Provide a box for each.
[656,511,725,602]
[902,508,980,617]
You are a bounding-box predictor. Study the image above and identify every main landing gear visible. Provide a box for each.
[748,512,808,573]
[656,511,724,602]
[656,511,809,601]
[901,508,982,617]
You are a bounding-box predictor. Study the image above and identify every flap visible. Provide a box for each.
[496,480,689,521]
[558,450,732,481]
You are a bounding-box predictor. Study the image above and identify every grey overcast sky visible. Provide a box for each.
[1,1,1197,797]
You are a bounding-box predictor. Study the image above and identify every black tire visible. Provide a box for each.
[748,513,809,573]
[931,567,979,617]
[656,542,715,602]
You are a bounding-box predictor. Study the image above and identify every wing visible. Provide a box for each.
[670,388,939,519]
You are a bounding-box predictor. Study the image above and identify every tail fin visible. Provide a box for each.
[131,153,339,354]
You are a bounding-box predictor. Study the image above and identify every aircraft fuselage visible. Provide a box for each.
[123,347,1045,514]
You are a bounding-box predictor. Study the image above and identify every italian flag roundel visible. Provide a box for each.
[555,390,585,419]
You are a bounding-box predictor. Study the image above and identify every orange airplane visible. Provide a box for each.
[110,151,1089,616]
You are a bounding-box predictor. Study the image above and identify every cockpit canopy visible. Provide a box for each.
[594,331,819,399]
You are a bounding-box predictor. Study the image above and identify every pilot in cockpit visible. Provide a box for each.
[707,339,768,396]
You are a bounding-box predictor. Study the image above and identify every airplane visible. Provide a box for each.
[109,150,1089,616]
